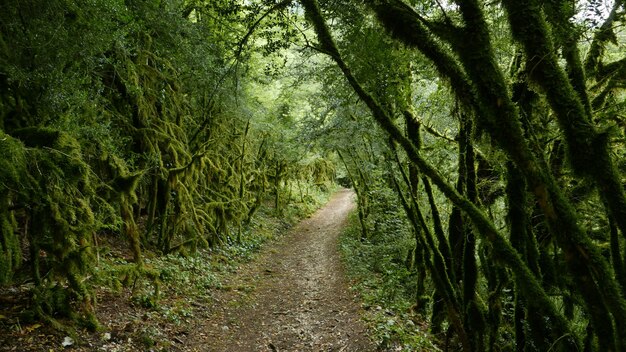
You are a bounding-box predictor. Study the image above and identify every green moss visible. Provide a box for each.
[0,130,28,188]
[0,131,27,284]
[0,127,99,327]
[0,213,20,284]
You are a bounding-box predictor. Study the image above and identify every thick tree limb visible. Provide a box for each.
[299,0,580,348]
[370,1,626,348]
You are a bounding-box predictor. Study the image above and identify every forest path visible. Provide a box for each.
[187,189,375,351]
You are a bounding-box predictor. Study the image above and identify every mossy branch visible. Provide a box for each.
[300,0,579,348]
[584,0,625,78]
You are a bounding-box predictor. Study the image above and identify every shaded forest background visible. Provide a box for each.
[2,0,626,351]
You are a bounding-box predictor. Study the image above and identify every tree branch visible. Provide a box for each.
[299,0,579,348]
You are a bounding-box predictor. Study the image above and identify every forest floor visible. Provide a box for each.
[0,189,376,351]
[185,188,375,351]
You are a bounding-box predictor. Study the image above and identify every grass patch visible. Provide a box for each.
[340,211,441,352]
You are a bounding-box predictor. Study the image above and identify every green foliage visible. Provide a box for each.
[0,0,337,331]
[341,212,440,351]
[156,254,221,292]
[299,0,626,350]
[0,212,20,284]
[2,0,624,348]
[0,130,27,189]
[0,131,23,282]
[0,127,99,326]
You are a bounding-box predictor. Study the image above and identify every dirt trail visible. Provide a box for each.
[188,189,375,351]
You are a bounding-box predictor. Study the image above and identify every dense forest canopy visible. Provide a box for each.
[1,0,626,351]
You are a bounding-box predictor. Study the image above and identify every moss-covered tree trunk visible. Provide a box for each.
[300,0,581,348]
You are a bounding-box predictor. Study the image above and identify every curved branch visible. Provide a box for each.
[299,0,579,348]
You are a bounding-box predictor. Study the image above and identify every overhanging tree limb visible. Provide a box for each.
[501,2,626,345]
[299,0,579,348]
[367,1,626,347]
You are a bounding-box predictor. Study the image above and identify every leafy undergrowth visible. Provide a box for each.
[340,211,441,352]
[0,185,334,351]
